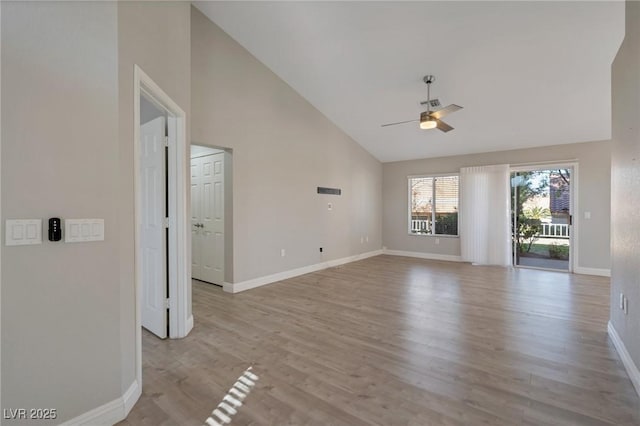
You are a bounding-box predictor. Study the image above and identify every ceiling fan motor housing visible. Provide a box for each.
[420,111,433,122]
[419,111,437,129]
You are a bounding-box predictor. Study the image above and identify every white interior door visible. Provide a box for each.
[191,152,225,284]
[140,116,167,338]
[191,158,203,279]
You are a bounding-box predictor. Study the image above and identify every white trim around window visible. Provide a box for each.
[408,173,460,237]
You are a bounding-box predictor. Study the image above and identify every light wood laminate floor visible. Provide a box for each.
[119,256,640,425]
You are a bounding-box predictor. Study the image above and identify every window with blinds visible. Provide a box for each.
[408,174,459,236]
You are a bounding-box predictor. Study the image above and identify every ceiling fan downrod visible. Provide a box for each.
[423,75,435,112]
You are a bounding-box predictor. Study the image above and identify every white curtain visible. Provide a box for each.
[459,164,512,266]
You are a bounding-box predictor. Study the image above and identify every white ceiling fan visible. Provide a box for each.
[382,75,463,132]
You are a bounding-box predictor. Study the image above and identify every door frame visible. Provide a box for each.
[190,144,233,290]
[191,150,226,285]
[510,161,578,272]
[134,65,192,386]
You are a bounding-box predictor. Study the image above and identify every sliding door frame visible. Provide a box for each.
[510,161,578,272]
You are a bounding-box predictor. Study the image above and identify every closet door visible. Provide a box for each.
[191,153,225,284]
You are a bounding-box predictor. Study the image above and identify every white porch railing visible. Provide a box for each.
[413,219,569,238]
[539,223,569,238]
[411,219,431,233]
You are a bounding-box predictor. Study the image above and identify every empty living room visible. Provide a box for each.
[2,1,640,425]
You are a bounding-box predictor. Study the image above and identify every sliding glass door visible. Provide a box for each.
[511,167,572,271]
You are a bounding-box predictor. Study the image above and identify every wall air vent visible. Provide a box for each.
[317,187,341,195]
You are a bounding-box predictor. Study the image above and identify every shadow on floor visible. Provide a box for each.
[518,256,569,270]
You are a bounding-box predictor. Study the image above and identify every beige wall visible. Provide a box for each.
[1,1,191,422]
[610,1,640,368]
[117,0,191,394]
[1,2,121,423]
[383,140,611,271]
[1,3,380,420]
[3,2,621,422]
[191,8,383,284]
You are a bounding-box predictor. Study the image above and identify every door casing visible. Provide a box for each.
[133,65,192,391]
[510,161,578,272]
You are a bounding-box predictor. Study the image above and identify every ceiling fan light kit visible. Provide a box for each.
[419,112,437,129]
[381,74,463,133]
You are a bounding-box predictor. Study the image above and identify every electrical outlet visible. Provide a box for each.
[281,249,286,257]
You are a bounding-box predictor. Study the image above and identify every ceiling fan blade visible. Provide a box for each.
[430,104,463,119]
[436,119,454,133]
[381,119,419,127]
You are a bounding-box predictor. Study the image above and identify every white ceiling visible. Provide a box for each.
[194,1,624,163]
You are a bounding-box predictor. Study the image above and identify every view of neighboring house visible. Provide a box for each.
[550,171,571,223]
[520,170,571,237]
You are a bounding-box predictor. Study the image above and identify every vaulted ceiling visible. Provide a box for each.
[194,1,624,162]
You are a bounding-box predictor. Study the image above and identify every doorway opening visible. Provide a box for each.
[190,144,232,288]
[511,165,575,271]
[134,65,191,392]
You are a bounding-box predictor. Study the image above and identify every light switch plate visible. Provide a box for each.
[6,219,42,246]
[65,219,104,243]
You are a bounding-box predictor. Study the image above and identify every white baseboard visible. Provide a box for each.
[59,380,140,426]
[122,380,141,418]
[185,314,194,335]
[574,266,611,277]
[229,249,383,293]
[608,321,640,397]
[325,249,384,268]
[382,249,463,263]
